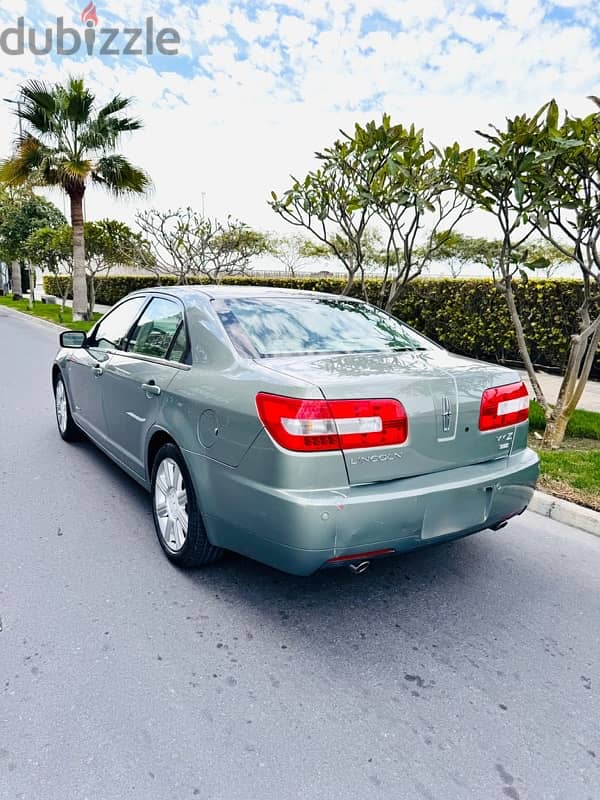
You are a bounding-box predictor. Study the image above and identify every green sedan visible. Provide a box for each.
[52,286,539,575]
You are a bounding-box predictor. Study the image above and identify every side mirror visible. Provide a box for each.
[60,330,86,349]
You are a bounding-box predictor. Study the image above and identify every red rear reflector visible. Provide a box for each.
[327,548,396,563]
[479,381,529,431]
[255,393,408,452]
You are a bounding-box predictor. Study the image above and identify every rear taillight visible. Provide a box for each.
[255,393,408,452]
[479,381,529,431]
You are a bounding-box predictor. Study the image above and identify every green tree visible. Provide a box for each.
[270,117,473,309]
[301,229,384,288]
[24,225,72,312]
[26,219,146,315]
[266,234,313,277]
[84,219,148,314]
[270,132,378,295]
[0,77,151,320]
[520,100,600,447]
[0,189,65,304]
[136,208,269,283]
[458,107,549,405]
[460,99,600,448]
[420,231,502,277]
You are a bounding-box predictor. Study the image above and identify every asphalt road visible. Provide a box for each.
[1,308,599,800]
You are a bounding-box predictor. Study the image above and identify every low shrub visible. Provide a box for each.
[42,274,600,378]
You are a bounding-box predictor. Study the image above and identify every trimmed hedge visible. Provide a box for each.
[43,274,600,377]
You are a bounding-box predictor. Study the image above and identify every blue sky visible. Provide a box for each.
[0,0,598,232]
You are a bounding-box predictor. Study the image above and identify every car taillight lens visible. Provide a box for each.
[255,393,408,452]
[479,381,529,431]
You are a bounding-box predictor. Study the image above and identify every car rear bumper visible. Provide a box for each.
[187,447,540,576]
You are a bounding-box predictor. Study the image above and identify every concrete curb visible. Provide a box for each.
[529,490,600,538]
[0,302,68,332]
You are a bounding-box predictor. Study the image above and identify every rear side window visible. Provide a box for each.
[168,324,188,363]
[92,296,147,351]
[127,297,184,360]
[216,297,434,357]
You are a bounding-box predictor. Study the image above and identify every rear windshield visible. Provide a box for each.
[214,296,435,358]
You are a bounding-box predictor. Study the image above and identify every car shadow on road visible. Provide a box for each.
[73,432,557,656]
[181,530,550,657]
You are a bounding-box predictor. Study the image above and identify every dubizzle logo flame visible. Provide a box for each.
[81,2,98,26]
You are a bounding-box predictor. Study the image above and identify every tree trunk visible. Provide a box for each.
[341,272,356,296]
[70,189,88,321]
[540,316,600,449]
[504,281,548,409]
[11,261,22,300]
[88,276,95,317]
[541,412,570,449]
[27,264,34,309]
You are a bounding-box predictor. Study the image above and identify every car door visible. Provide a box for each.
[66,295,148,445]
[100,296,189,477]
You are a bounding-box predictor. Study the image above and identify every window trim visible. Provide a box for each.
[88,292,192,367]
[101,349,191,371]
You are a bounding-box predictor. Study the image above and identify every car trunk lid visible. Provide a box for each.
[261,349,524,485]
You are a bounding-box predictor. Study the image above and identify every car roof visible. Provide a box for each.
[136,284,362,303]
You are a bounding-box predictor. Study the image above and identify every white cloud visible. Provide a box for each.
[0,0,597,241]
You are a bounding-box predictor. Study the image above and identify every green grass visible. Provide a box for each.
[0,295,101,332]
[538,449,600,493]
[536,447,600,512]
[529,400,600,441]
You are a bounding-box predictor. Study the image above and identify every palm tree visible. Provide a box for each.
[0,77,151,320]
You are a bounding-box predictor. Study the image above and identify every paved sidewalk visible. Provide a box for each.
[520,370,600,413]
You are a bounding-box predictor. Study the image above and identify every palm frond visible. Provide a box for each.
[3,77,150,199]
[57,159,93,180]
[18,79,56,136]
[54,78,94,124]
[0,137,46,185]
[20,79,56,113]
[98,94,131,118]
[91,155,152,196]
[79,115,143,152]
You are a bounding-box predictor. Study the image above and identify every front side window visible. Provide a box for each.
[127,297,184,360]
[215,296,435,358]
[92,296,147,352]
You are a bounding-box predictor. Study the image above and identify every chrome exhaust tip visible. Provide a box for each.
[349,561,371,575]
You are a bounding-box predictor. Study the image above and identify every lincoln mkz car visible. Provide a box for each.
[52,286,539,575]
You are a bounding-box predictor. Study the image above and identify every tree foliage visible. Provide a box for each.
[136,208,270,283]
[458,98,600,447]
[0,76,151,319]
[270,115,473,308]
[0,189,65,303]
[0,190,65,263]
[268,234,314,276]
[25,218,143,313]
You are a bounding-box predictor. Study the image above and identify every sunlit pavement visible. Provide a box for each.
[1,309,599,800]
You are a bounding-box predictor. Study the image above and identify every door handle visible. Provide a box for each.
[141,382,161,396]
[93,365,103,377]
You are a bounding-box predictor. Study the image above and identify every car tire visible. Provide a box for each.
[53,373,82,442]
[151,443,223,568]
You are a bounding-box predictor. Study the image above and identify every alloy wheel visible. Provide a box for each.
[153,457,189,552]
